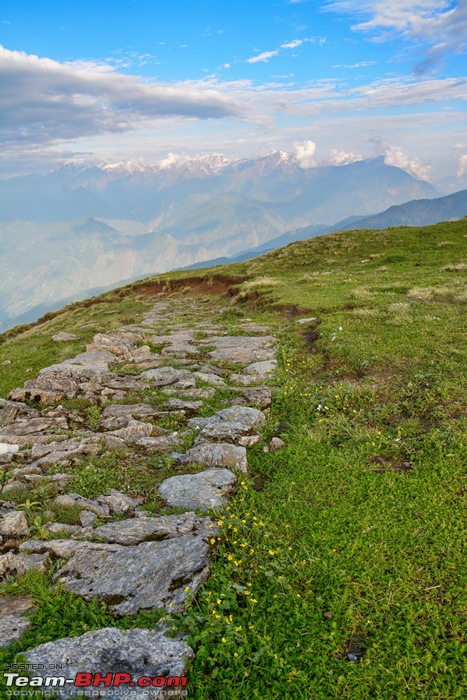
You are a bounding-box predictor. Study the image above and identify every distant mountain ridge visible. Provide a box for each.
[0,152,443,330]
[178,189,467,271]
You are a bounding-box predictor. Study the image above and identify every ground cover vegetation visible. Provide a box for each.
[0,221,465,698]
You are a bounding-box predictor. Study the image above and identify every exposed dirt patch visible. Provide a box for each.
[131,275,248,298]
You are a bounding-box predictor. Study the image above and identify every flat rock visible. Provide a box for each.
[180,442,248,473]
[243,359,277,377]
[20,538,121,558]
[92,512,213,546]
[164,398,203,412]
[203,335,275,365]
[163,387,215,399]
[54,494,110,518]
[52,332,79,341]
[194,371,226,387]
[136,435,181,452]
[161,342,199,356]
[101,403,160,419]
[0,399,39,426]
[159,468,237,510]
[26,627,194,699]
[80,510,97,527]
[54,535,210,616]
[107,419,153,443]
[208,405,266,429]
[0,510,29,537]
[242,386,272,409]
[295,316,318,325]
[0,551,49,577]
[141,367,195,388]
[0,442,20,455]
[45,523,81,536]
[198,421,258,443]
[96,490,143,514]
[0,596,35,649]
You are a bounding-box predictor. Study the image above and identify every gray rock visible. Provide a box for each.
[164,398,203,412]
[11,465,42,476]
[2,479,32,493]
[242,386,272,409]
[237,434,262,447]
[54,494,110,519]
[0,551,49,577]
[45,523,81,536]
[163,387,215,399]
[96,490,143,514]
[203,335,275,365]
[107,419,153,443]
[54,535,210,615]
[141,367,196,388]
[52,332,79,341]
[4,416,67,436]
[20,538,120,558]
[80,510,97,528]
[194,371,226,387]
[59,349,118,369]
[30,438,101,467]
[101,403,160,419]
[180,442,248,473]
[209,405,266,429]
[0,510,29,537]
[159,468,237,510]
[0,596,35,649]
[295,316,318,325]
[243,359,277,377]
[0,398,39,426]
[198,421,257,443]
[187,417,211,430]
[228,373,261,386]
[269,437,286,451]
[0,442,20,455]
[136,435,181,452]
[25,627,194,699]
[92,512,214,545]
[161,342,199,356]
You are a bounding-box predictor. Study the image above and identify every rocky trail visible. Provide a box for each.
[0,296,283,698]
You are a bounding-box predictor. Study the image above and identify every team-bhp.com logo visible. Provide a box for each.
[4,672,187,693]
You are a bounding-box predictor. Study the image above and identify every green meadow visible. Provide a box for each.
[1,220,466,699]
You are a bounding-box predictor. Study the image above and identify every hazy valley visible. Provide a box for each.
[3,151,461,331]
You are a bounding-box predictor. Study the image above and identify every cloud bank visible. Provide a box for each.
[0,46,244,146]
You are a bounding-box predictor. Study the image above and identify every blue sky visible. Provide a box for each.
[1,0,466,180]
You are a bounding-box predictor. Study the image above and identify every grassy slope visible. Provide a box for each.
[0,220,466,699]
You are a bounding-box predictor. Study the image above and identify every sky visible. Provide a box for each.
[1,0,466,182]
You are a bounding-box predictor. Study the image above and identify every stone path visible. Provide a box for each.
[0,297,280,698]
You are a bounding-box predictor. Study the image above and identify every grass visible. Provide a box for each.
[0,220,466,699]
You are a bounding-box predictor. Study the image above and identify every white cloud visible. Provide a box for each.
[327,148,363,165]
[281,39,303,49]
[2,46,465,179]
[370,139,432,180]
[332,60,377,68]
[457,153,467,176]
[294,140,317,167]
[246,50,279,64]
[324,0,467,73]
[0,46,245,148]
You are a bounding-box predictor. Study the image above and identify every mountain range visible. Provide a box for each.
[1,151,464,332]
